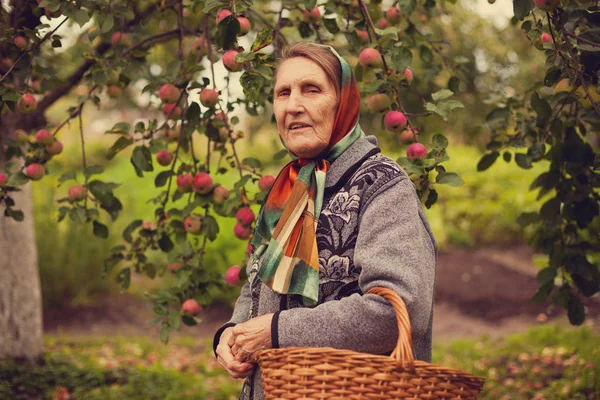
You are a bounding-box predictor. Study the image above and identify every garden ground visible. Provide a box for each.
[43,244,599,341]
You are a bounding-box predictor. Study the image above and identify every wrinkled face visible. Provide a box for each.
[273,57,339,159]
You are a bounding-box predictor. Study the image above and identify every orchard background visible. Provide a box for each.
[0,0,599,398]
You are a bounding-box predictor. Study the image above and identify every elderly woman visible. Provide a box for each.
[213,42,437,400]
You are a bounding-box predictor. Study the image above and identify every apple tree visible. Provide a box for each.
[475,0,600,326]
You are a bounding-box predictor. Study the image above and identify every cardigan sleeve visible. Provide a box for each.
[212,280,252,357]
[273,176,437,357]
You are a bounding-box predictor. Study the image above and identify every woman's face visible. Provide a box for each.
[273,57,339,159]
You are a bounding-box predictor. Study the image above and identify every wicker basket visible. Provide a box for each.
[256,287,485,400]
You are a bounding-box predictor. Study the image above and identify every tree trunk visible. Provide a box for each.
[0,182,43,362]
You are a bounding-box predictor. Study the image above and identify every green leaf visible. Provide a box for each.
[273,149,288,160]
[567,295,585,325]
[531,282,553,303]
[242,157,261,169]
[72,9,90,26]
[503,151,512,163]
[323,18,340,34]
[392,46,413,72]
[93,221,109,239]
[168,311,181,331]
[540,197,561,220]
[424,189,438,209]
[477,152,499,171]
[513,0,534,20]
[251,28,273,52]
[6,172,29,187]
[181,315,198,326]
[116,267,131,289]
[515,153,532,169]
[98,14,114,33]
[436,172,464,187]
[216,15,240,50]
[527,143,546,161]
[107,136,133,159]
[123,219,143,243]
[431,134,448,149]
[155,171,174,187]
[431,89,454,102]
[5,207,24,222]
[159,323,171,344]
[531,92,552,126]
[131,146,154,176]
[425,102,447,120]
[419,45,434,64]
[536,267,556,285]
[202,215,220,242]
[105,122,131,134]
[397,0,417,15]
[516,212,540,227]
[255,65,273,81]
[158,233,174,252]
[84,165,104,179]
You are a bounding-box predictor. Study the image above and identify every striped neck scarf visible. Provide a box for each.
[251,45,364,305]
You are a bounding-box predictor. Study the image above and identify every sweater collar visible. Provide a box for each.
[325,135,380,190]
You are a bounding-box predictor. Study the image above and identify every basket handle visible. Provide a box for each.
[366,287,415,366]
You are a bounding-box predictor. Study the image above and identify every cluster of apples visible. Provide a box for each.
[357,48,427,160]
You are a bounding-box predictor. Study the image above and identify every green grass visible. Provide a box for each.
[0,324,597,399]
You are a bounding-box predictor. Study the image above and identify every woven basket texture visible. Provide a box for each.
[256,287,485,400]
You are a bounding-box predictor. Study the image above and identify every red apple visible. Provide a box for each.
[384,111,408,132]
[156,150,172,166]
[25,163,45,180]
[359,48,383,69]
[237,17,251,36]
[225,265,241,285]
[162,103,181,120]
[236,206,255,226]
[163,127,180,142]
[0,173,7,186]
[214,111,227,121]
[12,129,29,143]
[35,129,53,145]
[385,7,401,24]
[366,93,391,112]
[376,17,390,30]
[403,68,413,83]
[200,89,219,108]
[216,9,232,25]
[356,29,369,44]
[17,94,37,113]
[192,172,213,194]
[258,175,275,192]
[176,173,193,192]
[399,128,416,144]
[213,185,229,203]
[184,215,203,234]
[45,140,63,155]
[111,32,128,46]
[13,36,28,50]
[222,50,243,72]
[234,222,252,240]
[303,7,321,23]
[407,143,428,160]
[182,299,202,316]
[159,83,180,104]
[68,185,87,202]
[541,32,552,43]
[106,84,122,98]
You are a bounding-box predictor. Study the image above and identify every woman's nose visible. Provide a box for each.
[285,92,305,114]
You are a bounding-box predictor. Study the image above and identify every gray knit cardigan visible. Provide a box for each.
[213,135,438,400]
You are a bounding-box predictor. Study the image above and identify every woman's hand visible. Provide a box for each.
[216,327,255,379]
[229,313,274,363]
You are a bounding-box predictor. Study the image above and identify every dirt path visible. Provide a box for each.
[44,245,598,341]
